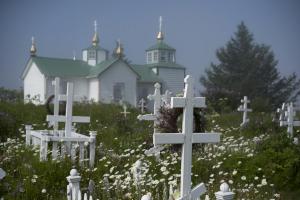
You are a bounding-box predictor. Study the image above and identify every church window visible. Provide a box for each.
[147,52,152,63]
[113,82,125,102]
[88,50,96,59]
[153,51,158,62]
[160,51,166,62]
[168,52,173,62]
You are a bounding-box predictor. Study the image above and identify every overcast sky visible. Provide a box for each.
[0,0,299,91]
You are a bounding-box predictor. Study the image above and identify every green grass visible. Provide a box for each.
[0,101,300,199]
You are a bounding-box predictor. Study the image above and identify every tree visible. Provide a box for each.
[200,22,300,112]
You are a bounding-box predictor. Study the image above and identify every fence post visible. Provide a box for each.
[25,125,32,145]
[89,131,97,168]
[67,168,81,200]
[215,182,234,200]
[40,132,48,161]
[79,142,85,167]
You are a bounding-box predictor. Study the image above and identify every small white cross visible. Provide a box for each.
[237,96,252,126]
[121,105,130,118]
[137,83,163,133]
[280,102,300,137]
[277,103,287,124]
[153,75,220,199]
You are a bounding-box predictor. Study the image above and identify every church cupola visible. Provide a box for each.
[113,39,124,59]
[146,16,176,65]
[30,36,37,57]
[82,20,109,66]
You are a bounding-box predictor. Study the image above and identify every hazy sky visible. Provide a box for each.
[0,0,299,90]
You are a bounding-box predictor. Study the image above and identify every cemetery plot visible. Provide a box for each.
[278,102,300,137]
[25,77,96,167]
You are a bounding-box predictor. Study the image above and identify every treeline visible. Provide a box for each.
[0,87,23,102]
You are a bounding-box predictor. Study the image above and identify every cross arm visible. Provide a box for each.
[177,183,206,200]
[171,97,206,108]
[46,115,90,123]
[192,133,220,143]
[137,114,156,121]
[153,133,184,145]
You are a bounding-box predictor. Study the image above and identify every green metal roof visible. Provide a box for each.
[132,65,162,83]
[146,40,176,51]
[87,58,119,78]
[145,62,185,69]
[82,45,108,52]
[31,56,91,77]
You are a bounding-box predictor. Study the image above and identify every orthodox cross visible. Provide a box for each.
[237,96,252,126]
[153,75,220,199]
[46,78,90,137]
[280,102,300,137]
[121,105,130,118]
[137,83,162,133]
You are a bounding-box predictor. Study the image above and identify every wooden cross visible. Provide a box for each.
[237,96,252,126]
[280,102,300,137]
[46,80,90,137]
[138,98,147,113]
[121,105,130,118]
[153,75,220,199]
[137,83,162,133]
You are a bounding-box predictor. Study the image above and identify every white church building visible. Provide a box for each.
[21,18,186,108]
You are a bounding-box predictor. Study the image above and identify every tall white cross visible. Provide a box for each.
[237,96,252,126]
[46,79,90,137]
[121,105,130,118]
[138,98,147,113]
[153,75,220,199]
[280,102,300,137]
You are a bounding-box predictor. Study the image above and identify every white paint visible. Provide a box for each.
[88,78,99,102]
[158,68,185,96]
[99,60,137,106]
[23,62,45,104]
[153,75,220,199]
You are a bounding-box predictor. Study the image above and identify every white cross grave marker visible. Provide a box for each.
[280,102,300,138]
[277,103,287,125]
[138,98,147,113]
[153,75,220,199]
[121,105,130,118]
[237,96,252,126]
[46,81,90,137]
[137,83,162,133]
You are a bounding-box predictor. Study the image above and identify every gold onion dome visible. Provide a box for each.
[92,32,99,46]
[156,31,164,40]
[30,36,37,56]
[92,20,99,46]
[115,40,124,57]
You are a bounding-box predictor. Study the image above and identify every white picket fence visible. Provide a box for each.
[66,168,234,200]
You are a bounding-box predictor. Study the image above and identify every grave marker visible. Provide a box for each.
[280,102,300,137]
[153,75,220,199]
[120,105,130,118]
[237,96,252,126]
